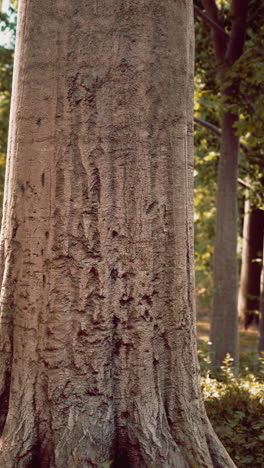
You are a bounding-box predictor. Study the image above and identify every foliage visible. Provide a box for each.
[194,74,219,305]
[194,3,221,304]
[0,2,16,219]
[0,6,17,44]
[194,0,264,304]
[203,374,264,467]
[194,141,216,306]
[199,347,264,467]
[226,14,264,209]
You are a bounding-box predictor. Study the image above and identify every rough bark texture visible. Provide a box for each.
[0,1,236,467]
[238,201,264,328]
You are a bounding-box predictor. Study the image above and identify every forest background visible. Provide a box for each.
[0,0,263,466]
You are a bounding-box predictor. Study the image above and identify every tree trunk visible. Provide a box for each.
[207,0,249,372]
[238,200,264,328]
[0,1,236,466]
[210,110,240,371]
[258,239,264,353]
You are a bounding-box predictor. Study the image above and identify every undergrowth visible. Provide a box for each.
[199,344,264,467]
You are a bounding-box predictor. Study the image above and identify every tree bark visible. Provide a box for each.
[202,0,249,372]
[258,239,264,353]
[238,201,264,328]
[210,110,240,371]
[0,1,236,466]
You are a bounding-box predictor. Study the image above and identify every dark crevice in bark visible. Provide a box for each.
[26,441,42,468]
[17,441,54,468]
[113,451,130,468]
[0,247,17,436]
[0,368,11,436]
[28,379,42,468]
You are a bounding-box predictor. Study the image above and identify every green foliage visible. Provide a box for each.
[0,46,12,218]
[203,374,264,467]
[194,77,219,304]
[224,17,264,209]
[194,4,221,303]
[0,1,17,49]
[199,347,264,467]
[194,0,264,301]
[0,4,16,220]
[197,339,213,376]
[194,152,216,306]
[0,45,13,150]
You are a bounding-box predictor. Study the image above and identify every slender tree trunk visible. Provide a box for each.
[258,240,264,353]
[0,1,236,467]
[202,0,249,372]
[238,201,264,328]
[210,109,240,371]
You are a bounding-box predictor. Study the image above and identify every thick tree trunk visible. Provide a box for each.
[210,110,239,371]
[0,1,236,466]
[238,200,264,328]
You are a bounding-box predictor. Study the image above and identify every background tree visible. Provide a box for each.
[259,241,264,352]
[0,0,235,466]
[238,202,264,328]
[194,0,264,371]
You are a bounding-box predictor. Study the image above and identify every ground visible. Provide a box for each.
[196,305,259,370]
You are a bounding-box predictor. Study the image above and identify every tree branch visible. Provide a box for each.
[200,0,228,61]
[237,178,252,190]
[194,116,249,154]
[194,117,252,190]
[194,5,229,42]
[194,116,221,138]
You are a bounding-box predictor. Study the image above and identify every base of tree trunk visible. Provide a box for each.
[0,412,236,467]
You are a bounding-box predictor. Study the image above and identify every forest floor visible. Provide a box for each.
[196,305,263,468]
[196,306,259,361]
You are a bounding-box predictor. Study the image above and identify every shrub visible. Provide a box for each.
[201,355,264,467]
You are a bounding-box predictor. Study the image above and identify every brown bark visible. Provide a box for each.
[0,0,236,466]
[258,240,264,353]
[193,116,249,155]
[201,0,227,61]
[202,0,249,371]
[193,5,229,43]
[238,201,264,328]
[210,110,240,371]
